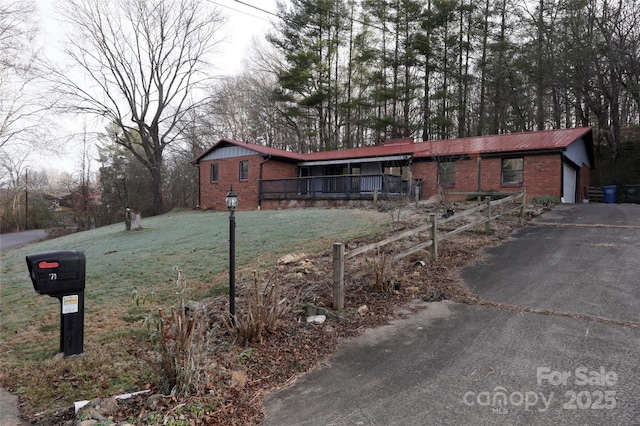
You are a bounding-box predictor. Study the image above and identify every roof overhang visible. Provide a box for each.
[298,155,412,167]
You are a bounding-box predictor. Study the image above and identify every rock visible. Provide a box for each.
[304,304,317,316]
[300,259,315,271]
[185,300,206,316]
[76,397,118,421]
[357,305,369,316]
[316,306,350,324]
[283,272,304,280]
[306,315,326,324]
[145,394,165,410]
[422,289,446,302]
[425,194,441,205]
[277,253,307,265]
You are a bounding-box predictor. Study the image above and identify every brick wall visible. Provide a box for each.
[413,162,438,199]
[413,154,569,202]
[198,156,298,210]
[261,159,298,180]
[199,152,588,209]
[525,155,564,200]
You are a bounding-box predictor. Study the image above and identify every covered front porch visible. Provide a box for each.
[258,173,412,200]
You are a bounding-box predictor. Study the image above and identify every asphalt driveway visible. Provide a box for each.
[263,204,640,425]
[464,203,640,323]
[0,229,47,252]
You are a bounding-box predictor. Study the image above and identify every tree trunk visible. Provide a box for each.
[125,208,142,231]
[477,0,490,136]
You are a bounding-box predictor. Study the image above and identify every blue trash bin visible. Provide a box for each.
[601,185,617,203]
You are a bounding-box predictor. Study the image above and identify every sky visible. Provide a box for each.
[30,0,279,175]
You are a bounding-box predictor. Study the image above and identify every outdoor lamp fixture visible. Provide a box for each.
[225,186,238,212]
[226,186,238,325]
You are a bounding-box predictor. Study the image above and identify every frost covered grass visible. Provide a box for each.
[0,208,389,416]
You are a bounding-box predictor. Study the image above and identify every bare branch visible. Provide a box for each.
[45,0,225,214]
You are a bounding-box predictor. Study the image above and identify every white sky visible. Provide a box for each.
[30,0,278,175]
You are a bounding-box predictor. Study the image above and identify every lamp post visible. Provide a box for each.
[225,185,238,325]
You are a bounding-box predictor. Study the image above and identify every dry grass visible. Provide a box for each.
[0,208,390,420]
[228,271,293,346]
[142,267,207,396]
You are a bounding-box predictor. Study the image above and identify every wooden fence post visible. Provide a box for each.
[520,187,526,223]
[429,213,438,261]
[415,186,420,205]
[332,243,345,310]
[485,196,492,234]
[373,189,378,207]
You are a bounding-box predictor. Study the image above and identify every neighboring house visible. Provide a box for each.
[192,127,594,210]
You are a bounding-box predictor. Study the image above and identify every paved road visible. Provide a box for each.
[1,230,47,425]
[0,229,47,252]
[263,203,640,425]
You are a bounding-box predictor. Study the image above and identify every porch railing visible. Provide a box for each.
[259,174,406,200]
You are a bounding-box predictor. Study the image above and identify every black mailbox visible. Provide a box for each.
[26,250,86,357]
[27,250,86,295]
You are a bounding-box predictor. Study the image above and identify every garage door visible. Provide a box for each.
[563,163,576,203]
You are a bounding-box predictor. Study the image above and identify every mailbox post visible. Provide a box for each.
[26,250,86,357]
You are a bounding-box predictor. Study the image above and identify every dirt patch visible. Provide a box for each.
[20,206,526,425]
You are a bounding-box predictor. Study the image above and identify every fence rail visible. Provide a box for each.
[331,188,526,309]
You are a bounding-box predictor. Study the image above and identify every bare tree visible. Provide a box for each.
[0,0,42,150]
[0,152,28,231]
[47,0,225,215]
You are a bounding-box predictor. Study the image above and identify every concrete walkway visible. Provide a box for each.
[0,388,29,426]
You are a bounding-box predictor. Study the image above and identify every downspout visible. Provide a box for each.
[259,156,271,209]
[477,156,482,193]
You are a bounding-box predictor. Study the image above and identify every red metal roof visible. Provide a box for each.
[412,127,593,158]
[194,128,592,164]
[192,138,306,163]
[301,140,417,162]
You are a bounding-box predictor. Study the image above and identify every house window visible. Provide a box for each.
[502,158,524,184]
[210,163,218,182]
[438,162,456,186]
[239,161,249,181]
[325,166,346,175]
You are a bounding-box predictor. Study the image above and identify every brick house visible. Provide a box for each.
[192,127,594,210]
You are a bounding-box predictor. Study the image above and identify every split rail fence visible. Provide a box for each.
[331,188,527,309]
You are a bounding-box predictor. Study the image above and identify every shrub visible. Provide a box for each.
[144,267,207,395]
[230,272,291,346]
